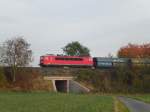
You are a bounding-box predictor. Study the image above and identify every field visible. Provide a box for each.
[131,94,150,103]
[0,92,114,112]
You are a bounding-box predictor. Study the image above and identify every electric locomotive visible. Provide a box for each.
[40,54,93,67]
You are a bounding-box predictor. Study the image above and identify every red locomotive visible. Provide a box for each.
[40,54,93,67]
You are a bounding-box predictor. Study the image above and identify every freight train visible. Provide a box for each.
[40,54,150,68]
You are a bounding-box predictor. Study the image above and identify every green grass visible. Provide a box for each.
[131,94,150,103]
[114,97,129,112]
[0,92,114,112]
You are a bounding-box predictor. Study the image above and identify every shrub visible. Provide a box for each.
[76,69,112,93]
[11,68,53,92]
[76,65,150,93]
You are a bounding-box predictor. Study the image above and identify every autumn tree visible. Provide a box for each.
[118,43,150,58]
[1,37,32,82]
[62,41,90,56]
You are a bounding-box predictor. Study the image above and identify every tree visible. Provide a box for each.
[0,67,7,87]
[118,43,150,58]
[0,46,2,65]
[1,37,32,82]
[62,41,90,56]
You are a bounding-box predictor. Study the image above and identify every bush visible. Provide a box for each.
[76,65,150,93]
[76,69,112,93]
[10,68,53,92]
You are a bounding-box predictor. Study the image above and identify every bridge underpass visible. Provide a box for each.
[44,76,90,93]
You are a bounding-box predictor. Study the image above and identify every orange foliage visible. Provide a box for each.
[118,43,150,58]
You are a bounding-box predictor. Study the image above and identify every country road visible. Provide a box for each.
[118,96,150,112]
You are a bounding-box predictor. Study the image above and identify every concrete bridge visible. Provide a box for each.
[44,76,90,93]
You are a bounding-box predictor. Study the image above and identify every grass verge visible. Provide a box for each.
[114,97,129,112]
[130,94,150,103]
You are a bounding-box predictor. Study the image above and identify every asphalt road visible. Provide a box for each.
[118,96,150,112]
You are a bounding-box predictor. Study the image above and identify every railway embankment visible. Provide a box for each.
[1,66,150,93]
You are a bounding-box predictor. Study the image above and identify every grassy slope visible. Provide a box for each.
[131,95,150,103]
[0,92,113,112]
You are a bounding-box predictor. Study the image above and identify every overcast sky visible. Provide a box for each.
[0,0,150,66]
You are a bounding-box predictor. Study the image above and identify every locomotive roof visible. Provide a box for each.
[93,57,130,62]
[42,54,91,58]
